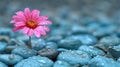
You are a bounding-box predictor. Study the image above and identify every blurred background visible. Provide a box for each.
[0,0,120,27]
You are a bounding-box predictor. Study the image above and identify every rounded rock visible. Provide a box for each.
[32,39,46,51]
[38,48,59,60]
[0,54,23,65]
[45,42,58,49]
[12,47,37,58]
[0,42,7,52]
[108,45,120,59]
[79,45,105,57]
[15,56,54,67]
[58,39,82,50]
[53,60,72,67]
[57,50,91,65]
[89,55,120,67]
[0,62,8,67]
[66,34,97,46]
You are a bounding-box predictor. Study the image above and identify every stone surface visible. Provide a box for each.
[14,56,54,67]
[58,39,82,49]
[12,47,37,58]
[0,54,23,65]
[0,42,7,52]
[57,50,91,65]
[88,55,120,67]
[45,42,58,49]
[0,62,8,67]
[79,45,105,57]
[38,48,59,61]
[66,34,97,46]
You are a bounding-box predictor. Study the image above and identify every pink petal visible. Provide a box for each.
[43,26,50,32]
[39,16,48,20]
[16,11,26,21]
[14,22,25,27]
[22,27,29,34]
[13,26,24,32]
[24,8,31,19]
[12,16,25,22]
[38,21,52,25]
[27,29,33,36]
[33,29,41,38]
[36,27,46,36]
[31,9,40,20]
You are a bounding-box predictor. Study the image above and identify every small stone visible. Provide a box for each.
[15,56,53,67]
[78,45,105,57]
[12,47,37,58]
[53,60,72,67]
[99,36,120,48]
[58,39,82,50]
[0,62,8,67]
[0,42,7,52]
[46,35,63,43]
[0,54,23,65]
[108,45,120,59]
[66,34,97,46]
[38,48,59,61]
[32,39,46,51]
[88,55,120,67]
[57,50,91,65]
[0,28,14,37]
[45,42,58,49]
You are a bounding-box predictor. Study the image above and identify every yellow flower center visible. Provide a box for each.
[26,20,37,29]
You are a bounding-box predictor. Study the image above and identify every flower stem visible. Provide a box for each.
[28,36,32,49]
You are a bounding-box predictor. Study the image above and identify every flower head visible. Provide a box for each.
[11,8,52,38]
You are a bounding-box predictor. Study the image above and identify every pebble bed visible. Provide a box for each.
[0,0,120,67]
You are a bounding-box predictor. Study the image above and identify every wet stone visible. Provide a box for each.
[88,55,120,67]
[78,45,105,57]
[12,47,37,58]
[14,56,54,67]
[57,50,91,65]
[58,39,82,50]
[45,42,58,49]
[46,35,63,43]
[0,42,7,52]
[38,48,59,61]
[99,36,120,48]
[32,39,46,51]
[66,34,97,46]
[53,60,72,67]
[0,28,14,37]
[108,45,120,59]
[0,54,23,65]
[0,62,8,67]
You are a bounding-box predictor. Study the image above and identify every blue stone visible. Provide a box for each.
[78,45,105,57]
[15,56,54,67]
[58,39,82,50]
[0,54,23,65]
[66,34,97,46]
[53,60,72,67]
[0,28,14,37]
[0,42,7,52]
[12,47,37,58]
[108,45,120,59]
[46,35,63,43]
[99,36,120,48]
[32,39,46,51]
[0,62,8,67]
[57,50,91,65]
[88,55,120,67]
[45,42,58,49]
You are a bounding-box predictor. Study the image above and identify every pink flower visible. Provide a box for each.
[10,8,52,38]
